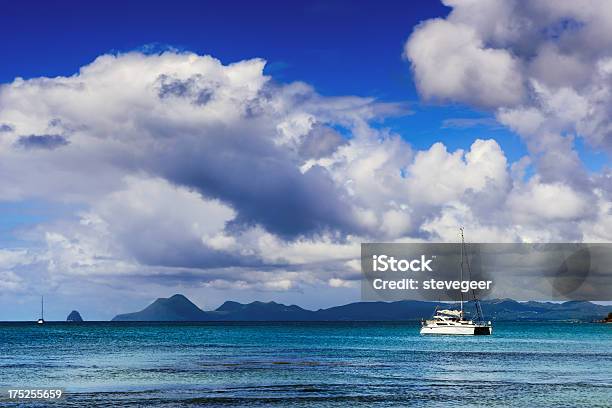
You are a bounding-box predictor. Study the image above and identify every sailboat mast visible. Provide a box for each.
[41,296,44,320]
[459,227,464,317]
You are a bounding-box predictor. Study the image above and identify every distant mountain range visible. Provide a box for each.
[111,294,609,322]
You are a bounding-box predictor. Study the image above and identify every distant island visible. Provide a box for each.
[111,294,610,322]
[67,310,83,322]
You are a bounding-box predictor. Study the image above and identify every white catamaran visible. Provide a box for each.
[420,228,492,335]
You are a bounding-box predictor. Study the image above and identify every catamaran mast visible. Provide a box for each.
[459,227,465,317]
[461,229,484,323]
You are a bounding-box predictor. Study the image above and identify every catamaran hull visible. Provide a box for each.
[420,325,492,335]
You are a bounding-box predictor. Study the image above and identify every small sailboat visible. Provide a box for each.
[37,296,45,324]
[420,228,492,335]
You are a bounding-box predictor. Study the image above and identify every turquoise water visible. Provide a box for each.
[0,322,610,407]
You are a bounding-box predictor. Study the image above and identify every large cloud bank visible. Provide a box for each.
[405,0,612,188]
[1,2,610,300]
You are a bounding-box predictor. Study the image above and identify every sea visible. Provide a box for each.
[0,322,610,407]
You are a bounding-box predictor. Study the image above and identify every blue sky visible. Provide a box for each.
[0,1,610,319]
[1,1,446,91]
[0,0,527,156]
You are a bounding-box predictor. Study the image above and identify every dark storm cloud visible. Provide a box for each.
[130,71,368,239]
[15,134,69,150]
[0,123,14,132]
[149,121,361,239]
[127,236,265,270]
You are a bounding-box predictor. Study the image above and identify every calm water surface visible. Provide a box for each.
[0,322,610,407]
